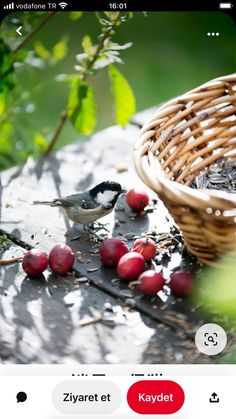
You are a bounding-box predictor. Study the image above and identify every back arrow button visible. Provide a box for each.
[16,26,22,36]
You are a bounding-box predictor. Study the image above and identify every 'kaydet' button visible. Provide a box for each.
[127,380,185,414]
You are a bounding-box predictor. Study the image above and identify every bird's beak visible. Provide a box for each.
[121,188,127,194]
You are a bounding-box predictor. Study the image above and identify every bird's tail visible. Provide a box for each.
[33,200,57,206]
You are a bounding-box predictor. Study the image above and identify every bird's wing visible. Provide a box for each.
[55,192,99,209]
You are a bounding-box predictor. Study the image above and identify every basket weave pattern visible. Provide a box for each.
[134,75,236,265]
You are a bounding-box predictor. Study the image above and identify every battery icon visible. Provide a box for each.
[219,2,233,8]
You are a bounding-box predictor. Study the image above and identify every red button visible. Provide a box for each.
[127,380,185,414]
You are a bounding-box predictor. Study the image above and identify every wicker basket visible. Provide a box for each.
[134,74,236,265]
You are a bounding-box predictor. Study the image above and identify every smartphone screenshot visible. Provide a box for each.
[0,0,235,417]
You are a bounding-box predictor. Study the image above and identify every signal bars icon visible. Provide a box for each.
[4,2,14,8]
[59,2,68,8]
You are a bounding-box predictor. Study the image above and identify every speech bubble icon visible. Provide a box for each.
[16,392,27,403]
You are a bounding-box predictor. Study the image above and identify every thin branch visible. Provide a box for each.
[82,13,124,80]
[83,28,114,79]
[43,110,68,156]
[79,315,103,327]
[13,12,56,53]
[0,256,23,266]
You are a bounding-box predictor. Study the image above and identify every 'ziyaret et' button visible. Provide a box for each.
[127,380,185,414]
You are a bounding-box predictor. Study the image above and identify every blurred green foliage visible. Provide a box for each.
[196,251,236,362]
[0,11,235,170]
[197,252,236,327]
[0,11,137,167]
[34,35,68,62]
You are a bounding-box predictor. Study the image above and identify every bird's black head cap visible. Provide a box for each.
[90,181,123,196]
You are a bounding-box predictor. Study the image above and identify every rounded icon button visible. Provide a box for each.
[16,391,27,403]
[195,323,227,356]
[52,380,121,415]
[127,380,185,414]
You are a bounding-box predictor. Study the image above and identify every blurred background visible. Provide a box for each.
[0,11,235,170]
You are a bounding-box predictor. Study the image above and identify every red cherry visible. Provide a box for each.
[138,270,165,295]
[117,251,145,281]
[170,272,195,297]
[133,237,157,261]
[22,249,48,277]
[100,238,129,267]
[126,188,149,213]
[49,244,75,275]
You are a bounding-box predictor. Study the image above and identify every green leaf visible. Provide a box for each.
[0,120,12,154]
[0,234,12,251]
[34,133,48,151]
[0,39,14,116]
[92,52,122,70]
[109,64,136,127]
[52,36,68,61]
[0,120,16,170]
[0,87,8,116]
[108,42,132,51]
[34,41,51,59]
[104,11,120,21]
[82,35,93,56]
[69,12,83,20]
[98,19,111,27]
[67,78,96,135]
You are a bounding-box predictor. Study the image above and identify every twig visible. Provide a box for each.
[0,256,23,266]
[13,12,56,53]
[43,110,68,156]
[79,315,103,327]
[81,19,120,79]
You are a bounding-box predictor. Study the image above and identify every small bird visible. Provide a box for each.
[33,181,124,227]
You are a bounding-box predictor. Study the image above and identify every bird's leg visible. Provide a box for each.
[83,224,107,242]
[91,221,110,232]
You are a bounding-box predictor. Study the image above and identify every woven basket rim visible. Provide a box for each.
[134,74,236,214]
[140,73,236,134]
